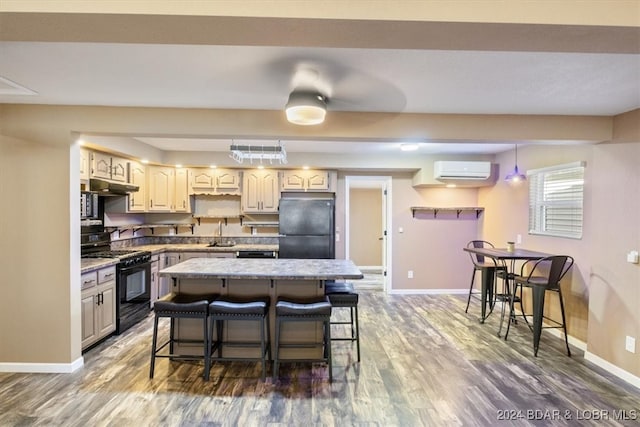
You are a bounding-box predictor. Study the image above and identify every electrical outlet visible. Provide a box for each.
[516,234,522,244]
[408,270,413,279]
[625,336,636,353]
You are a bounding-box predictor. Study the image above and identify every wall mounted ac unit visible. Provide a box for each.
[434,161,491,180]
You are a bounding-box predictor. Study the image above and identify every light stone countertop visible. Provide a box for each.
[81,243,278,273]
[159,258,364,280]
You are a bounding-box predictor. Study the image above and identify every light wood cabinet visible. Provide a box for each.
[190,168,241,195]
[81,266,116,350]
[80,148,90,181]
[148,166,175,211]
[242,169,279,213]
[175,168,190,212]
[281,169,332,192]
[90,151,128,183]
[128,161,147,212]
[148,166,190,212]
[150,255,160,308]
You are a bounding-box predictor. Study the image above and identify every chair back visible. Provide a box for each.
[467,240,494,267]
[527,255,574,289]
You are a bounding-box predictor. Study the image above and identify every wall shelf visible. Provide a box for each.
[105,223,195,237]
[192,215,244,226]
[411,206,484,219]
[243,221,279,232]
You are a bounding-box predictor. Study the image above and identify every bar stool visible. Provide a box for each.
[274,296,333,382]
[208,296,271,380]
[325,281,360,362]
[150,292,217,380]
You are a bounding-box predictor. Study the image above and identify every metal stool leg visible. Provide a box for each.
[150,314,160,378]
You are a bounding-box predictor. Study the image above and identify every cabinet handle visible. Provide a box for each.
[83,280,95,285]
[104,273,114,278]
[150,199,153,208]
[183,200,186,208]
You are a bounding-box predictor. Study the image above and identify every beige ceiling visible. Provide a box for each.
[0,2,638,161]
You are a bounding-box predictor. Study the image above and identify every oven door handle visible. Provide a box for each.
[119,263,151,274]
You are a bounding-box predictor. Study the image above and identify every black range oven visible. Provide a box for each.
[81,224,152,334]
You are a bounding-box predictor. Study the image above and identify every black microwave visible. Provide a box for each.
[80,192,99,219]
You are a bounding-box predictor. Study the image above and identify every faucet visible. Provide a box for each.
[218,220,223,240]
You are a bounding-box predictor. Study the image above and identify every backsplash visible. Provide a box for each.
[110,235,279,250]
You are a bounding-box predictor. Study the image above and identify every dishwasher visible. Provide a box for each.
[235,250,277,259]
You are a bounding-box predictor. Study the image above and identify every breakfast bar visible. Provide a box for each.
[159,258,363,358]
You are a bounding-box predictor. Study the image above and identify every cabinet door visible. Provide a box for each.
[216,169,240,190]
[150,259,159,307]
[110,157,128,183]
[97,282,116,337]
[242,170,262,212]
[306,171,330,191]
[159,253,179,300]
[80,148,90,181]
[148,167,174,211]
[81,291,98,349]
[281,171,306,191]
[190,169,217,193]
[174,168,190,212]
[242,170,279,213]
[261,171,280,212]
[128,162,147,212]
[91,152,112,180]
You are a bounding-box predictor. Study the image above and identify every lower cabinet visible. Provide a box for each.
[150,255,160,308]
[81,266,116,350]
[157,252,179,305]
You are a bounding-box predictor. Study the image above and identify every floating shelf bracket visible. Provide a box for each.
[410,207,484,219]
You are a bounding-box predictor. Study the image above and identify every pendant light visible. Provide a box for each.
[505,144,527,182]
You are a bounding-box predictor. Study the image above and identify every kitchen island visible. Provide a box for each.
[159,258,363,359]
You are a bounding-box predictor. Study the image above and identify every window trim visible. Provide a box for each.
[527,161,586,240]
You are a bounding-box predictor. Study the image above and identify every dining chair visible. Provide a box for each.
[464,240,507,317]
[505,255,574,357]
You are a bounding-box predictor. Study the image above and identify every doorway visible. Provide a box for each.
[345,176,392,292]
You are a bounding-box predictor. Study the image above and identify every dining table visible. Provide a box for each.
[462,246,554,324]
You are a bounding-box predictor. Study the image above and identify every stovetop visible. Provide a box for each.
[82,249,142,259]
[82,249,152,267]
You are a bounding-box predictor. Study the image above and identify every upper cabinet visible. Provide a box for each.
[128,161,147,212]
[242,169,279,213]
[190,168,241,195]
[90,151,128,183]
[174,168,190,212]
[80,148,90,181]
[148,166,190,212]
[281,170,334,192]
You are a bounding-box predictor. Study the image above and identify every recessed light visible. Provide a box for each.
[209,164,217,169]
[175,164,183,168]
[400,143,419,152]
[257,165,265,170]
[302,165,310,170]
[446,184,457,188]
[141,159,149,164]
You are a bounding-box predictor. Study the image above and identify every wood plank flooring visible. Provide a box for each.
[1,291,639,426]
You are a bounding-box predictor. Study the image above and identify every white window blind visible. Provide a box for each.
[528,161,585,239]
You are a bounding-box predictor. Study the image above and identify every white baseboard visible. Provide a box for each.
[0,356,84,374]
[584,351,640,390]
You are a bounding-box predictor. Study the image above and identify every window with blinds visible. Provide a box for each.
[528,161,585,239]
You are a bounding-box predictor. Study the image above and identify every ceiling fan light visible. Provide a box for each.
[285,91,326,125]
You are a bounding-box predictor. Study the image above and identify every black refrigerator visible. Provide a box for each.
[278,197,335,259]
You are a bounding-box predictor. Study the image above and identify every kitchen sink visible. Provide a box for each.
[207,241,236,248]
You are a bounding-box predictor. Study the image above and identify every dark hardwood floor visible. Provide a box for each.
[1,291,639,426]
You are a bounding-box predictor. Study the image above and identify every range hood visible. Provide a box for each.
[89,178,139,195]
